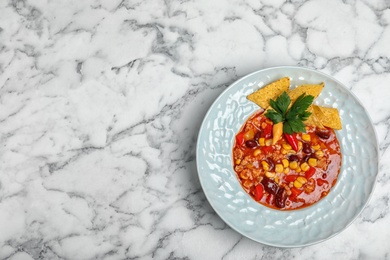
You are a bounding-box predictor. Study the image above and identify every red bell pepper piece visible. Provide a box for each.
[263,124,272,138]
[261,146,273,154]
[284,175,298,183]
[254,184,264,201]
[290,187,303,197]
[284,133,298,151]
[236,131,245,146]
[317,179,328,186]
[289,187,303,202]
[305,166,316,179]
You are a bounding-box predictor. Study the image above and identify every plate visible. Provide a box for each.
[196,66,379,247]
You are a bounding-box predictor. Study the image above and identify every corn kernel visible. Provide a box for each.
[275,164,284,173]
[298,141,303,151]
[312,144,320,150]
[302,134,311,142]
[315,150,324,159]
[296,167,301,172]
[282,143,292,150]
[265,139,272,146]
[244,129,255,141]
[294,177,307,188]
[289,161,298,170]
[275,176,279,184]
[297,176,308,184]
[308,158,318,167]
[261,161,270,171]
[265,171,275,178]
[281,149,287,155]
[300,162,310,172]
[284,167,290,174]
[235,159,241,165]
[282,159,289,168]
[253,149,261,156]
[293,180,303,188]
[297,176,307,184]
[259,138,265,146]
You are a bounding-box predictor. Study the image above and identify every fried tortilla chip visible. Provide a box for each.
[305,105,342,130]
[304,106,324,128]
[287,83,325,103]
[247,77,290,109]
[247,77,342,130]
[315,105,342,130]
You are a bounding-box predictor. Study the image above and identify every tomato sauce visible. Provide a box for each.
[232,111,342,210]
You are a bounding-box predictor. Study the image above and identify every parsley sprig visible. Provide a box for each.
[265,92,314,134]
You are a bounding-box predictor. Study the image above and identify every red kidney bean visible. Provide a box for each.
[245,140,258,148]
[302,143,312,154]
[315,129,330,139]
[266,159,275,171]
[288,154,299,162]
[300,155,310,164]
[254,131,261,142]
[261,178,279,195]
[275,188,287,208]
[322,173,327,179]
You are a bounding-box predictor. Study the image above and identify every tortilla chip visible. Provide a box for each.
[247,77,290,109]
[287,83,325,103]
[248,78,342,130]
[304,106,324,128]
[315,105,342,130]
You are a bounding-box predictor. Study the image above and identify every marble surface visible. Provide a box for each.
[0,0,389,259]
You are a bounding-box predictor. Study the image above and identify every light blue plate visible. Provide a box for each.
[196,66,379,247]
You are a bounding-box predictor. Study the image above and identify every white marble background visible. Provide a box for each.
[0,0,389,259]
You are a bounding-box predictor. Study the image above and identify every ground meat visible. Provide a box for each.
[241,155,257,166]
[233,147,244,160]
[270,150,284,163]
[235,165,244,173]
[252,118,262,129]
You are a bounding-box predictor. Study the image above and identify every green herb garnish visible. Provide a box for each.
[265,92,314,134]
